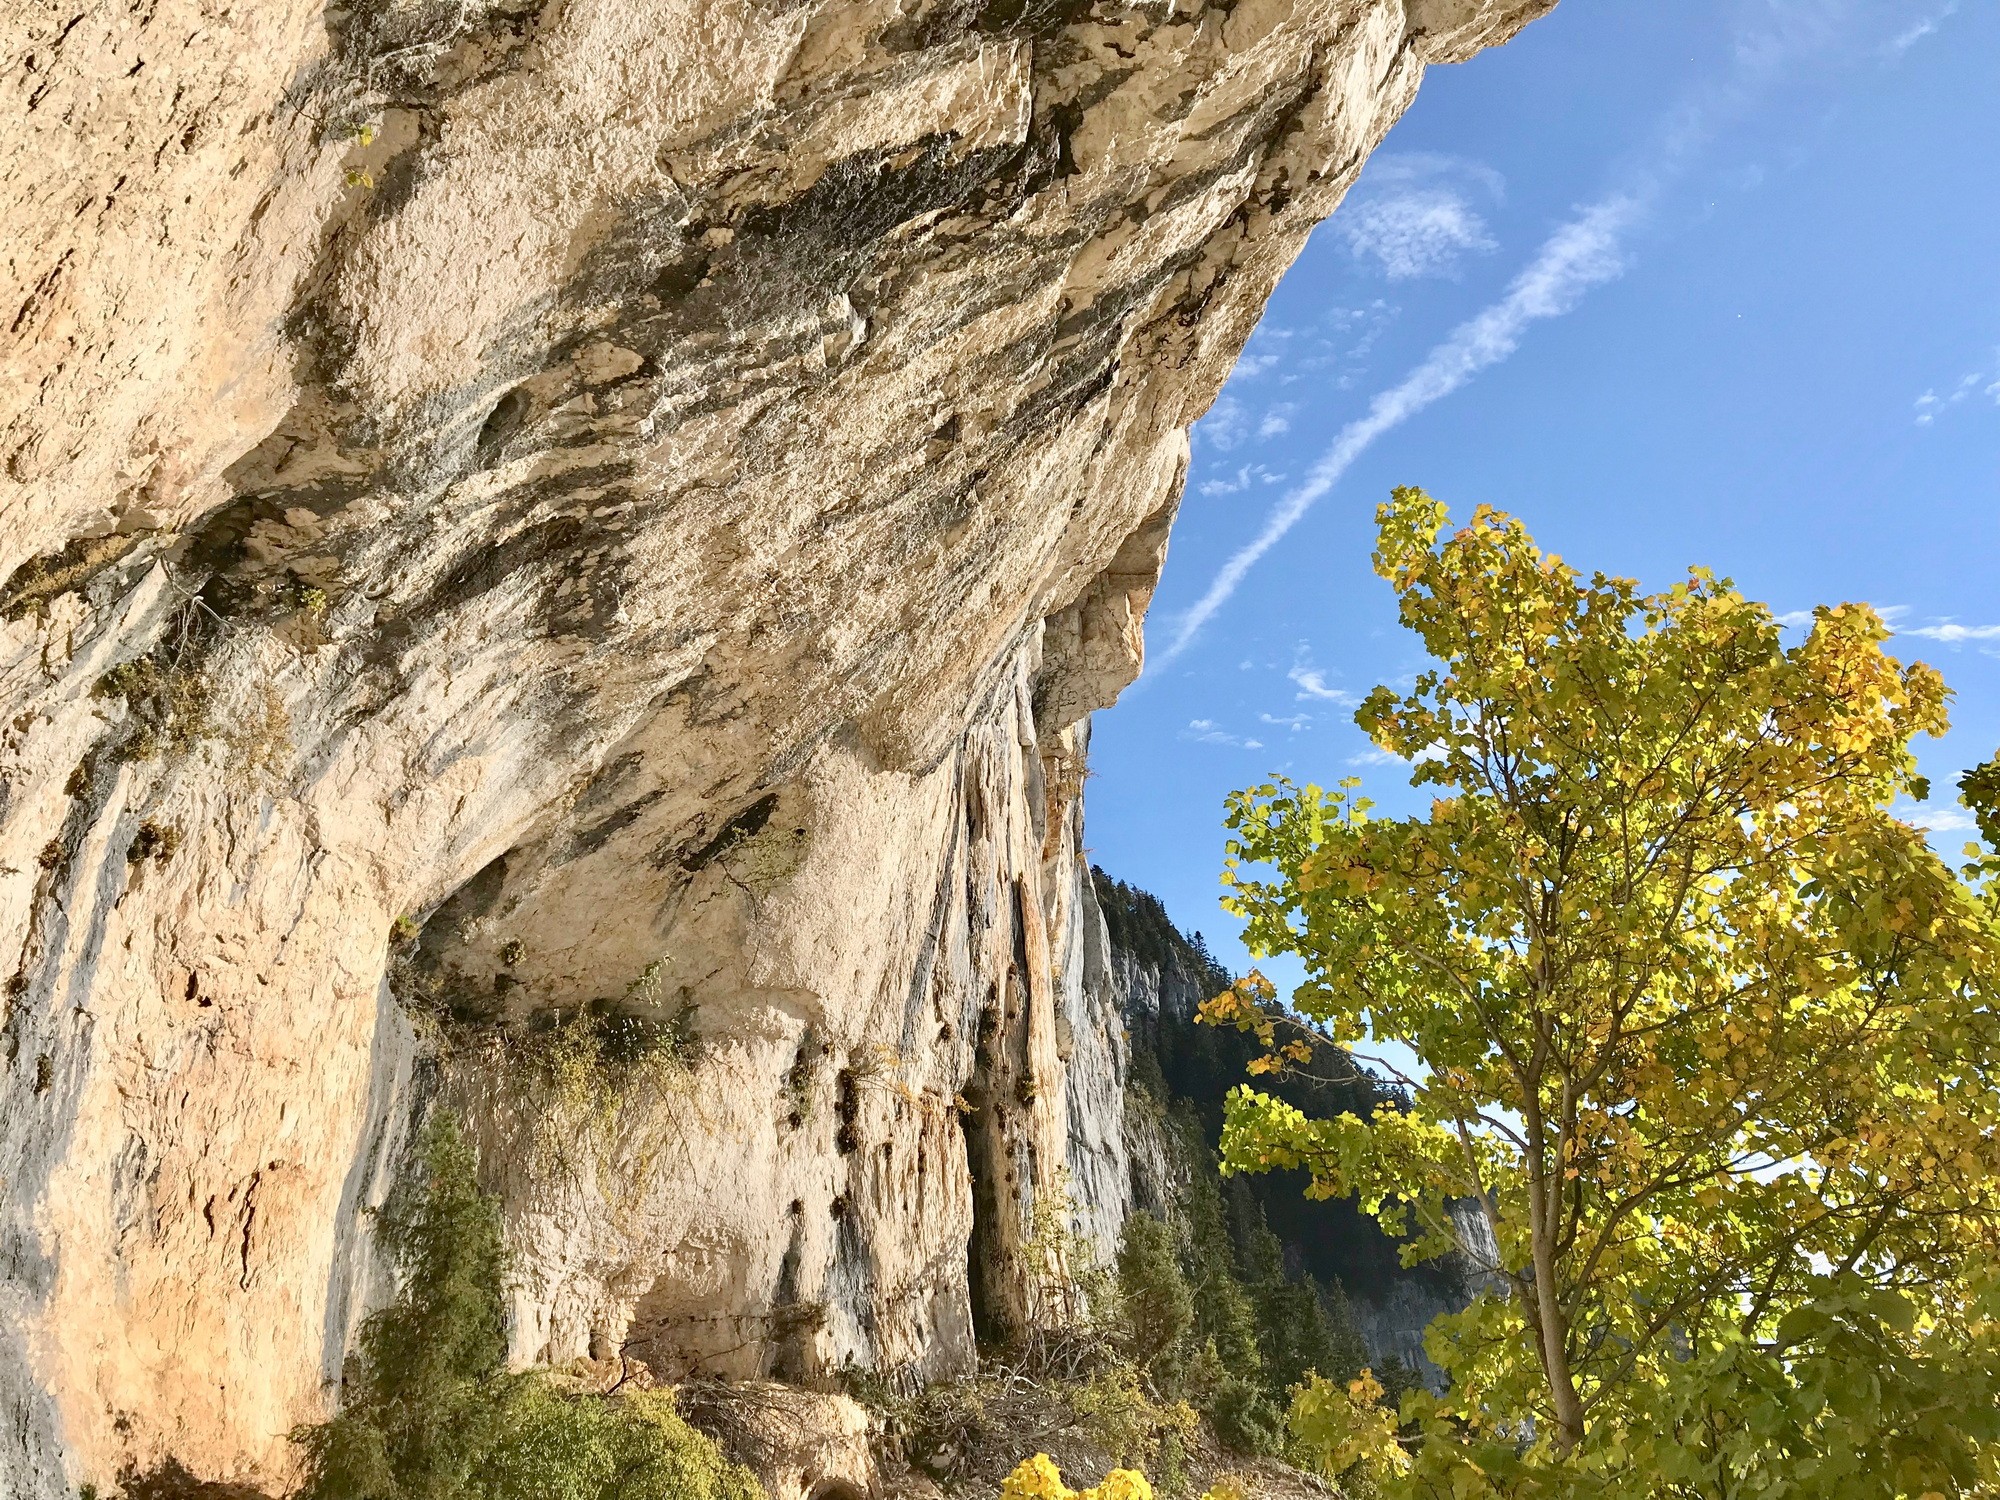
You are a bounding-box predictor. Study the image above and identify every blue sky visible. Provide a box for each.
[1087,0,2000,978]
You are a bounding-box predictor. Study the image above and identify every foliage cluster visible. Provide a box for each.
[293,1114,761,1500]
[1209,489,2000,1497]
[999,1452,1155,1500]
[95,645,215,762]
[510,1000,695,1124]
[392,940,695,1168]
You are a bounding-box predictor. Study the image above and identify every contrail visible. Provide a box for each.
[1156,192,1641,666]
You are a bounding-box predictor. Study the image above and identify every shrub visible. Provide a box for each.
[1206,1377,1282,1458]
[293,1114,761,1500]
[1069,1365,1195,1474]
[1019,1171,1117,1377]
[476,1385,762,1500]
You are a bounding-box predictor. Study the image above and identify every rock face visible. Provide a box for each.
[0,0,1549,1491]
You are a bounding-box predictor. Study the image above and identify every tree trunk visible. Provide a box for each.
[1523,1101,1587,1450]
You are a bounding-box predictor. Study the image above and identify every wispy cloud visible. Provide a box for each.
[1903,622,2000,645]
[1234,325,1295,379]
[1888,1,1958,54]
[1181,718,1264,749]
[1196,394,1251,452]
[1913,369,1996,425]
[1287,659,1355,703]
[1260,712,1312,732]
[1197,463,1287,497]
[1158,194,1637,663]
[1364,151,1507,200]
[1338,154,1506,281]
[1348,746,1406,767]
[1151,6,1859,668]
[1294,300,1399,385]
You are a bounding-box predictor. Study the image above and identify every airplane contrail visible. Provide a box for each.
[1156,192,1641,666]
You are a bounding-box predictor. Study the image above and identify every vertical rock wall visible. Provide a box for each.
[0,0,1552,1491]
[437,635,1128,1388]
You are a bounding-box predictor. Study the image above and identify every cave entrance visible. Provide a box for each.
[958,995,1014,1350]
[959,1100,1002,1350]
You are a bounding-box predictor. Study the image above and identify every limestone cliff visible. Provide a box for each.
[0,0,1551,1492]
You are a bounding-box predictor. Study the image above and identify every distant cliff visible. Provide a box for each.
[1093,869,1481,1378]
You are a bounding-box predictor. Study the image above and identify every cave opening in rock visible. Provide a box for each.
[957,1005,1011,1351]
[958,1102,997,1349]
[476,386,531,457]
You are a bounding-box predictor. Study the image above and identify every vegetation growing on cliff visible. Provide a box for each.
[1211,490,2000,1496]
[293,1115,762,1500]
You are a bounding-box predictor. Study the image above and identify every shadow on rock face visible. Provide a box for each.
[117,1459,276,1500]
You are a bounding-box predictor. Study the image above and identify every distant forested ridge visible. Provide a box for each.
[1093,868,1470,1376]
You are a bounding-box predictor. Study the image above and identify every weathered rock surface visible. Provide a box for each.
[0,0,1549,1491]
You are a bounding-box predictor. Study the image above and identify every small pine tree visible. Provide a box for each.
[1115,1214,1194,1373]
[1250,1278,1342,1400]
[297,1115,512,1500]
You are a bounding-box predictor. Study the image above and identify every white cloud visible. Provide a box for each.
[1198,463,1287,497]
[1350,742,1447,769]
[1888,1,1958,54]
[1776,604,1907,630]
[1895,801,1977,835]
[1258,405,1295,439]
[1234,325,1295,379]
[1198,394,1250,452]
[1182,718,1264,750]
[1339,189,1497,281]
[1260,712,1312,732]
[1903,622,2000,645]
[1913,369,1990,426]
[1288,661,1354,703]
[1158,194,1638,664]
[1336,154,1507,281]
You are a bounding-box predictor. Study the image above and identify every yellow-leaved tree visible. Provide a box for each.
[1208,489,2000,1497]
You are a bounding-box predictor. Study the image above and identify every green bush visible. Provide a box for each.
[293,1114,760,1500]
[1208,1376,1284,1458]
[475,1385,761,1500]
